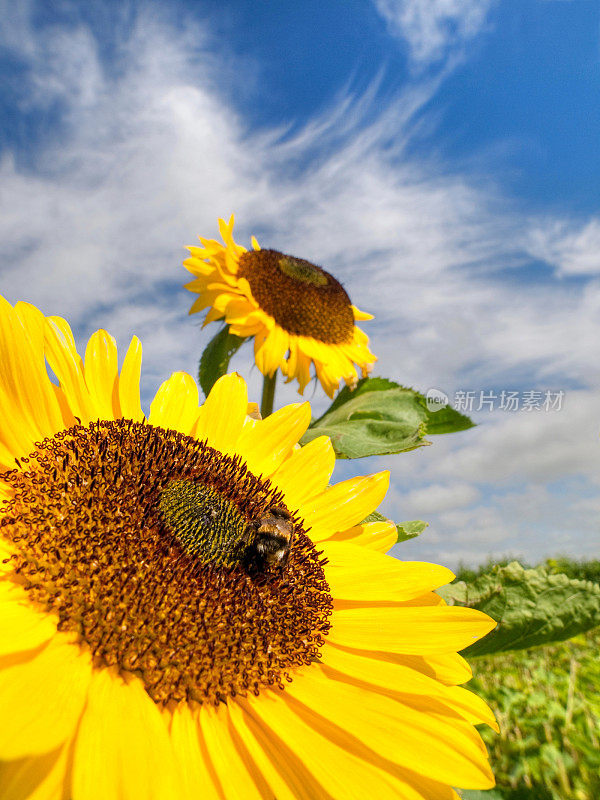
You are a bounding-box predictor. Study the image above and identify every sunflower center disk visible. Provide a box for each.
[0,420,332,705]
[238,249,355,343]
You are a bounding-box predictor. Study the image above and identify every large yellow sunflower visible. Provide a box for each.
[184,216,377,399]
[0,297,497,799]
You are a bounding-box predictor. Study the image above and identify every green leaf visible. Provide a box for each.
[198,325,247,398]
[423,403,475,435]
[304,377,473,458]
[360,511,428,544]
[437,561,600,657]
[315,377,401,420]
[396,519,429,543]
[303,379,430,458]
[456,791,504,800]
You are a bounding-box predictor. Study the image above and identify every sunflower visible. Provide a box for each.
[0,297,497,800]
[184,216,377,400]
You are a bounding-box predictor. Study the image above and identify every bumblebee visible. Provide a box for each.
[245,505,294,571]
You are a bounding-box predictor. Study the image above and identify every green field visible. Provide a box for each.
[457,558,600,800]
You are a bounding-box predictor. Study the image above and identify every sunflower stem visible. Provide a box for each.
[260,372,277,419]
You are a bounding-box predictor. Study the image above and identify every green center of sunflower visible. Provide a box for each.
[238,249,355,344]
[1,420,332,705]
[277,255,329,287]
[159,480,250,567]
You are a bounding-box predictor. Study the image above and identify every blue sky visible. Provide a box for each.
[0,0,598,567]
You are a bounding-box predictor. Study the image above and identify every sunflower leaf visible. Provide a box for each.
[307,378,473,458]
[423,403,475,435]
[303,383,430,458]
[437,562,600,656]
[198,325,247,398]
[360,511,428,544]
[456,791,505,799]
[396,519,429,543]
[316,377,401,420]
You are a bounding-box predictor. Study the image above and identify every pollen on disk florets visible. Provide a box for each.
[0,420,332,705]
[238,249,355,344]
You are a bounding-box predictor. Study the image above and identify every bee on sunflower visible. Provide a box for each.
[0,297,496,799]
[184,216,377,411]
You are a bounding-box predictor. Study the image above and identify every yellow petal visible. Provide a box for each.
[0,581,57,656]
[246,402,261,420]
[84,330,119,420]
[284,666,494,789]
[320,643,458,700]
[184,275,213,291]
[227,700,310,800]
[324,520,397,552]
[183,255,214,276]
[241,691,457,800]
[313,359,341,398]
[229,320,263,338]
[350,304,374,321]
[72,668,181,800]
[0,742,71,800]
[204,306,225,325]
[189,295,214,316]
[320,645,497,731]
[395,652,473,686]
[440,686,499,732]
[272,436,335,510]
[0,439,18,471]
[254,324,288,377]
[169,704,220,800]
[329,605,497,654]
[303,472,390,542]
[218,215,235,246]
[118,336,144,422]
[236,403,311,478]
[44,317,96,424]
[224,297,256,321]
[194,373,247,455]
[50,383,77,431]
[337,647,473,686]
[198,703,265,800]
[0,299,62,456]
[13,302,64,436]
[321,544,454,602]
[0,638,91,758]
[148,372,200,434]
[212,290,240,313]
[284,341,313,394]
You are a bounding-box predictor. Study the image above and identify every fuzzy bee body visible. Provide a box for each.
[245,505,294,571]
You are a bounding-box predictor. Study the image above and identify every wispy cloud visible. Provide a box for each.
[371,0,496,68]
[528,217,600,276]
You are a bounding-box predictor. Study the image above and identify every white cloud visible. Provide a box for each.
[528,217,600,276]
[401,483,480,515]
[372,0,495,67]
[377,389,600,567]
[427,392,600,485]
[389,475,600,569]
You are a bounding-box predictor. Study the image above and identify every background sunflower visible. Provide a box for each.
[184,216,377,406]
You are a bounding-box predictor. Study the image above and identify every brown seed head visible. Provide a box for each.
[0,420,332,705]
[238,249,355,344]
